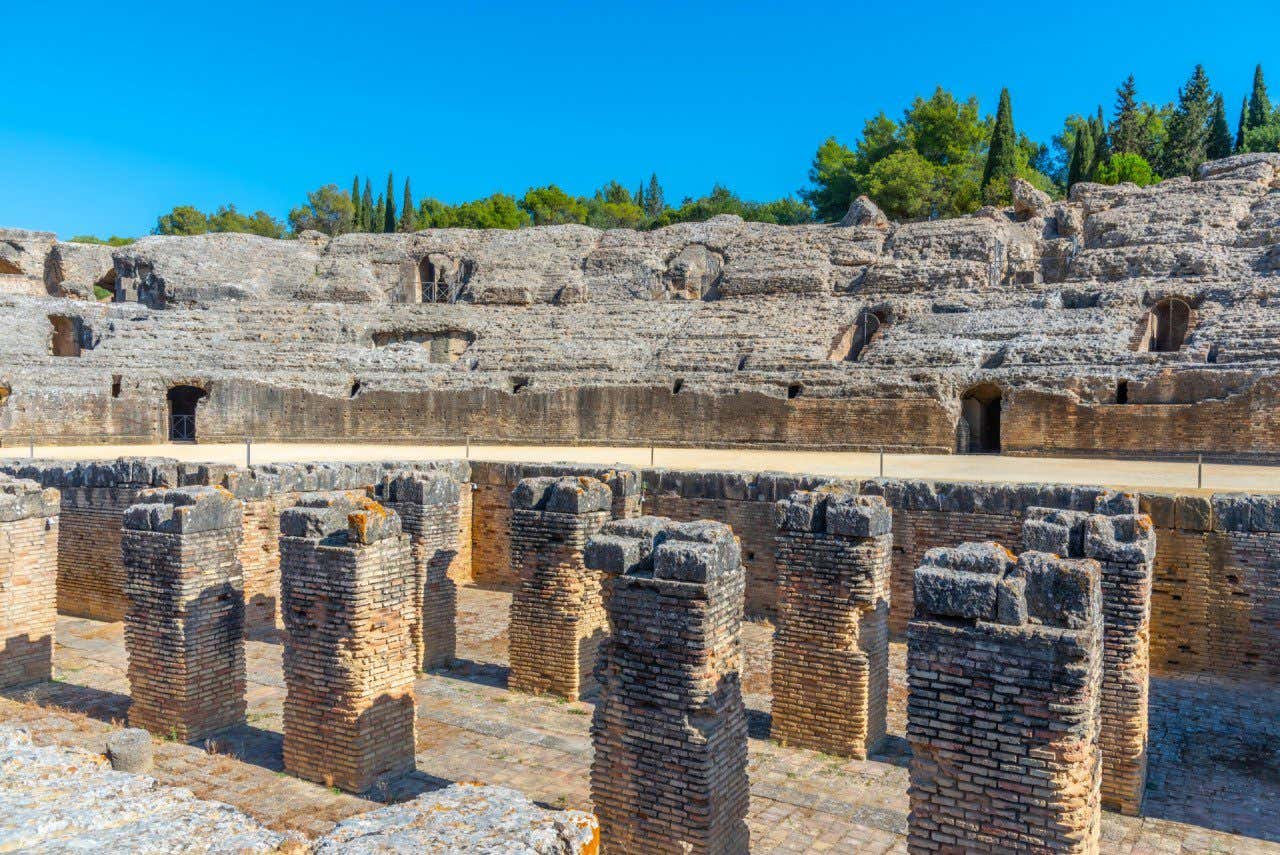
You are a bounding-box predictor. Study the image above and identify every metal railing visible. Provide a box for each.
[170,414,196,442]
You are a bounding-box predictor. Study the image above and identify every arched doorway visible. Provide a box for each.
[1141,298,1191,352]
[167,385,207,442]
[959,384,1002,454]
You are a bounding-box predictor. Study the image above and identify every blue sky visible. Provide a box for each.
[2,0,1276,238]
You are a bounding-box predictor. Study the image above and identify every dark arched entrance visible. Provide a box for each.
[959,384,1002,454]
[167,385,207,442]
[1143,298,1191,352]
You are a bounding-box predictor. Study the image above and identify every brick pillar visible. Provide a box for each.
[121,487,246,742]
[508,476,612,700]
[0,476,59,689]
[585,517,750,855]
[279,495,416,793]
[1024,501,1155,816]
[771,489,891,758]
[380,472,463,670]
[907,543,1102,854]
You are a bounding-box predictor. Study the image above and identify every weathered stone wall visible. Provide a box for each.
[508,477,612,700]
[0,476,59,689]
[907,544,1103,854]
[279,495,416,793]
[771,489,891,758]
[586,517,750,854]
[121,486,246,742]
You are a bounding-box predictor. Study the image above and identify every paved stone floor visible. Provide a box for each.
[3,586,1277,853]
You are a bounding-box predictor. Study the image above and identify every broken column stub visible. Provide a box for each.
[908,544,1103,854]
[121,486,246,742]
[771,489,892,758]
[279,495,416,793]
[585,516,750,855]
[508,476,612,700]
[0,475,59,690]
[378,471,464,670]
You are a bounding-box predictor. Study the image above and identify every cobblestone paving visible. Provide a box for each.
[2,586,1276,853]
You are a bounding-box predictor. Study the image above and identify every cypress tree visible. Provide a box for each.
[981,88,1019,193]
[1207,94,1233,160]
[383,173,396,233]
[361,180,373,231]
[1092,106,1110,169]
[1067,125,1095,188]
[399,177,414,232]
[645,173,665,219]
[1111,75,1142,155]
[350,175,362,231]
[1247,64,1271,131]
[1164,65,1214,177]
[1236,97,1249,152]
[374,194,385,234]
[634,182,644,208]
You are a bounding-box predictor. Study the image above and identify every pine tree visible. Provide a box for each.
[1163,64,1214,176]
[1111,75,1142,155]
[383,173,396,233]
[1067,126,1095,188]
[399,177,414,232]
[645,173,665,219]
[350,175,362,231]
[1207,94,1234,160]
[634,182,644,208]
[1236,97,1249,152]
[981,88,1019,194]
[1247,64,1271,131]
[361,180,373,231]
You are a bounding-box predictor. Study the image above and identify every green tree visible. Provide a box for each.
[1162,64,1214,176]
[981,88,1019,202]
[361,180,373,231]
[374,194,385,232]
[287,185,355,236]
[1247,64,1271,131]
[1090,107,1110,173]
[451,193,527,229]
[383,173,396,233]
[864,150,936,220]
[1243,119,1280,153]
[208,204,286,238]
[399,178,415,232]
[416,198,459,229]
[519,184,588,225]
[70,235,134,246]
[644,173,665,219]
[1067,124,1095,188]
[802,137,863,221]
[585,181,646,229]
[350,176,363,231]
[1236,97,1249,151]
[1111,75,1143,154]
[1094,153,1159,187]
[1207,94,1233,160]
[155,205,209,235]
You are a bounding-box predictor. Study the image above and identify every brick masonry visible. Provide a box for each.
[121,486,246,742]
[0,475,59,689]
[907,543,1103,854]
[772,488,892,759]
[279,494,416,793]
[508,476,612,701]
[585,516,750,855]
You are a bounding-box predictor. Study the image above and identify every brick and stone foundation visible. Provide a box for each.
[279,495,416,793]
[121,486,246,742]
[379,471,464,670]
[508,476,613,700]
[771,489,892,758]
[0,475,59,689]
[907,542,1103,854]
[585,516,750,855]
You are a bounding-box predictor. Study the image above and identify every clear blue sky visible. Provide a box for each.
[2,0,1276,238]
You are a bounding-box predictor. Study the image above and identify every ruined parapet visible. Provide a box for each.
[279,495,415,793]
[378,471,464,670]
[121,487,245,741]
[508,476,612,700]
[585,517,750,855]
[907,543,1102,854]
[771,488,892,758]
[0,475,59,689]
[1023,492,1156,816]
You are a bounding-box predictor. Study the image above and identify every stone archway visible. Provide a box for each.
[959,383,1002,454]
[167,385,207,442]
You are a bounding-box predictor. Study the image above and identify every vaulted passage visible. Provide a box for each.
[829,309,887,362]
[958,384,1002,454]
[48,316,82,357]
[1139,298,1192,353]
[167,385,207,442]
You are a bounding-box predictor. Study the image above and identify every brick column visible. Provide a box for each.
[771,489,891,758]
[585,517,750,855]
[279,495,416,793]
[0,476,59,689]
[1024,502,1155,816]
[508,476,612,700]
[380,472,464,670]
[122,487,245,742]
[907,543,1102,854]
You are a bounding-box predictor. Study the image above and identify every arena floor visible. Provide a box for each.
[10,442,1280,492]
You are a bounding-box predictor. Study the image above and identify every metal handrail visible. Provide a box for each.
[170,414,196,442]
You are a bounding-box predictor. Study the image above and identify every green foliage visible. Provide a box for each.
[653,184,810,227]
[351,176,362,229]
[1247,64,1271,131]
[1067,122,1095,188]
[69,234,134,246]
[1242,118,1280,153]
[981,89,1019,203]
[418,194,528,229]
[383,173,396,233]
[1207,94,1234,160]
[1093,153,1159,187]
[585,181,646,229]
[801,137,862,221]
[865,150,936,220]
[1111,75,1143,155]
[207,205,286,238]
[155,205,209,235]
[1162,64,1214,176]
[399,178,415,233]
[644,173,665,219]
[519,184,588,225]
[1236,97,1249,152]
[361,180,373,231]
[287,184,355,236]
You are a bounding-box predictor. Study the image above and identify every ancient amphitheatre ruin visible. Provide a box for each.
[0,156,1278,853]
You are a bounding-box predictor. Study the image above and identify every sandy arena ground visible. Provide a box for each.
[5,441,1279,492]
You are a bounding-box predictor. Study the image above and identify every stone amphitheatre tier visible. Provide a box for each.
[2,154,1278,457]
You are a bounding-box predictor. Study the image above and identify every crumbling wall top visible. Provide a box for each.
[511,476,612,514]
[0,473,59,521]
[279,494,403,545]
[775,488,891,537]
[584,516,740,587]
[122,486,241,534]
